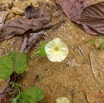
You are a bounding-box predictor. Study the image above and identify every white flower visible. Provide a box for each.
[45,38,69,62]
[56,97,70,103]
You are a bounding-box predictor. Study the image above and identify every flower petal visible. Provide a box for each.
[45,38,69,62]
[56,97,70,103]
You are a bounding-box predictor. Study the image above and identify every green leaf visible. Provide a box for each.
[12,98,17,103]
[9,52,27,74]
[17,87,44,103]
[35,42,47,56]
[100,43,104,50]
[86,38,96,45]
[0,52,27,80]
[98,38,104,43]
[0,55,14,80]
[39,75,43,82]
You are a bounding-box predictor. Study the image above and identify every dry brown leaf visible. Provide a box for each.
[56,0,92,22]
[79,2,104,35]
[0,5,51,41]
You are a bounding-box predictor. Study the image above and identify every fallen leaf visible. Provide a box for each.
[79,2,104,35]
[0,5,51,41]
[56,0,92,22]
[20,31,45,52]
[67,59,80,67]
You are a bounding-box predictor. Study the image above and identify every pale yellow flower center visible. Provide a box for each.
[54,47,59,51]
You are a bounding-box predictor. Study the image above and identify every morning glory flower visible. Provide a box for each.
[56,97,70,103]
[45,38,69,62]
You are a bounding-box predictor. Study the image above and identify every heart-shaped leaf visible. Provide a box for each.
[16,87,44,103]
[0,52,27,80]
[9,52,27,74]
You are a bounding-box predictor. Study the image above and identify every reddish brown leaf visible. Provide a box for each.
[56,0,92,22]
[79,2,104,35]
[0,6,51,41]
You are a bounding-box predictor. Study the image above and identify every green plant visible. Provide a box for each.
[86,38,96,46]
[12,87,44,103]
[98,38,104,50]
[0,52,28,80]
[87,37,104,50]
[35,42,47,56]
[9,82,21,96]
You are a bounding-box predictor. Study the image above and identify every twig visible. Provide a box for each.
[83,91,90,103]
[0,79,10,94]
[0,89,12,95]
[71,89,75,103]
[0,78,10,103]
[20,31,45,53]
[77,46,84,56]
[20,35,28,52]
[89,53,97,81]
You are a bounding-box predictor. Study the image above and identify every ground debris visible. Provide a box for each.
[0,5,51,41]
[77,46,84,56]
[20,31,45,52]
[89,53,98,81]
[56,0,92,22]
[57,0,104,36]
[67,57,80,67]
[0,79,10,103]
[83,91,90,103]
[0,10,8,26]
[0,4,63,52]
[79,2,104,36]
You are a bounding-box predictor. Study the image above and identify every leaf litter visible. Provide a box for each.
[0,4,63,53]
[79,2,104,36]
[0,5,51,41]
[0,2,63,102]
[57,0,104,36]
[0,0,104,103]
[56,0,92,22]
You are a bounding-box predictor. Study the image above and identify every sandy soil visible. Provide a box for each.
[0,0,104,103]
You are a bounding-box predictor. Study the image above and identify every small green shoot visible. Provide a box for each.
[12,98,18,103]
[9,82,21,96]
[39,75,43,82]
[100,43,104,50]
[98,38,104,43]
[87,37,104,50]
[98,38,104,50]
[35,42,47,56]
[86,38,96,46]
